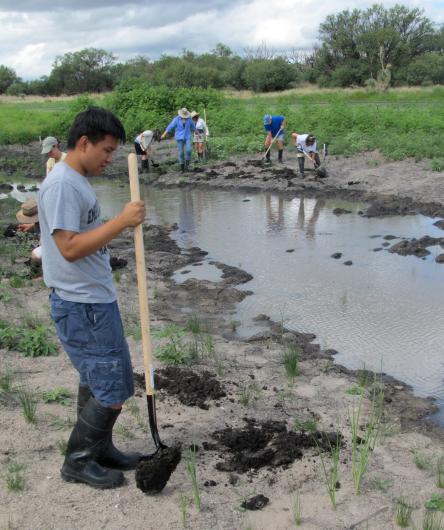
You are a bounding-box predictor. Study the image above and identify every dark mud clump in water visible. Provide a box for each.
[134,366,226,409]
[389,236,443,258]
[332,208,352,215]
[434,220,444,231]
[135,445,182,494]
[211,418,342,473]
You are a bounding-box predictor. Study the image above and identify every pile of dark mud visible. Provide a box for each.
[134,366,226,409]
[209,418,342,473]
[389,235,444,258]
[135,445,182,494]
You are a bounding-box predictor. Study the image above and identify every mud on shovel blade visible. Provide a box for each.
[128,154,181,493]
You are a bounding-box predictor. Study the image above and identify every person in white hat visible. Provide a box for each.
[160,108,196,172]
[41,136,67,176]
[291,132,320,178]
[16,199,42,261]
[190,111,209,162]
[133,129,161,173]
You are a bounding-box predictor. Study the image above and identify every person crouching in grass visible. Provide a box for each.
[38,107,145,489]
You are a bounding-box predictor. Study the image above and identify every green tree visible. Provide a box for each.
[242,58,297,92]
[0,65,20,94]
[48,48,116,94]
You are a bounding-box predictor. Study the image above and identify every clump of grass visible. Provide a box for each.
[369,476,393,492]
[412,450,434,471]
[56,439,68,456]
[185,446,201,511]
[17,388,38,423]
[431,159,444,172]
[395,498,414,527]
[282,344,300,384]
[46,413,75,430]
[113,270,122,283]
[114,424,135,440]
[230,320,240,332]
[350,379,384,494]
[42,388,72,405]
[201,333,214,356]
[425,493,444,512]
[346,385,364,396]
[313,432,341,510]
[437,456,444,489]
[153,324,196,365]
[0,365,15,395]
[185,314,203,334]
[4,460,25,492]
[293,417,318,433]
[423,510,444,530]
[178,493,190,528]
[291,490,302,526]
[18,325,58,357]
[125,397,148,432]
[239,381,261,407]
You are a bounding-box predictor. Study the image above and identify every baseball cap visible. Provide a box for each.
[41,136,58,155]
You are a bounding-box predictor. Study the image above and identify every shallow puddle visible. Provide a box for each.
[7,180,444,421]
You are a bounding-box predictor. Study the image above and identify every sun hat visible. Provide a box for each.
[16,199,39,224]
[41,136,59,155]
[190,111,199,118]
[178,108,191,119]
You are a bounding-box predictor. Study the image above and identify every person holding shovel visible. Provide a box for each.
[41,136,67,176]
[190,111,209,162]
[291,132,321,178]
[38,107,145,489]
[264,114,286,163]
[134,129,161,173]
[160,107,195,172]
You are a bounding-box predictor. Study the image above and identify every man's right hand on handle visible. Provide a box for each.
[118,200,145,228]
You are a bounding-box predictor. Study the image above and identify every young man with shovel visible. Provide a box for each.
[263,114,286,163]
[38,107,145,489]
[291,132,321,178]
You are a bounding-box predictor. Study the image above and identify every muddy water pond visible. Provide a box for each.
[10,179,444,421]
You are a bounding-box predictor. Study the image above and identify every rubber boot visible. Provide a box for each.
[76,385,141,471]
[180,163,185,173]
[185,160,190,171]
[298,157,305,178]
[61,398,125,489]
[265,151,271,163]
[278,149,283,163]
[141,159,149,173]
[314,153,321,167]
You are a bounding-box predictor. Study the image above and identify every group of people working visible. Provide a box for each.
[135,108,209,173]
[263,113,322,178]
[135,109,322,179]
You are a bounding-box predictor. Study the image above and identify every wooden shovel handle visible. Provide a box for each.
[128,153,155,396]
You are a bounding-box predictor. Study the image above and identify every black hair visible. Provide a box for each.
[152,128,162,142]
[306,134,316,145]
[67,107,126,149]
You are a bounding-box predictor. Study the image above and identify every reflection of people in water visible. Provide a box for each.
[296,197,305,231]
[306,199,325,240]
[265,195,285,232]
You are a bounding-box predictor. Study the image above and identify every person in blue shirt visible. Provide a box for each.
[264,114,286,163]
[161,108,196,172]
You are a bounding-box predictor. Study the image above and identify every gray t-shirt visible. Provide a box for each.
[38,161,116,303]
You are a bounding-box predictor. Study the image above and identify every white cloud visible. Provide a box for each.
[0,0,442,79]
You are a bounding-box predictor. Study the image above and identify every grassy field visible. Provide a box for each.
[1,87,444,162]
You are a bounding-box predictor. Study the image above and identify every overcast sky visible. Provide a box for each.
[1,0,443,80]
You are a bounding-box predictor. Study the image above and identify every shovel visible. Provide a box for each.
[301,144,328,178]
[262,126,283,162]
[128,153,181,493]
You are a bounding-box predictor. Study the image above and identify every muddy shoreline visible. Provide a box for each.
[2,144,444,529]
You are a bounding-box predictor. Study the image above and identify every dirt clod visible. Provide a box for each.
[135,445,182,494]
[241,494,269,510]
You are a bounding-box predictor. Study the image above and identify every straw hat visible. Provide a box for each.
[190,111,199,118]
[178,107,191,119]
[16,199,39,224]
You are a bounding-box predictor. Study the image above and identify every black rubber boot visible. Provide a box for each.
[141,159,149,173]
[61,399,125,489]
[265,151,271,163]
[180,163,185,172]
[76,385,141,471]
[185,160,190,171]
[298,157,305,178]
[278,149,283,163]
[314,153,321,167]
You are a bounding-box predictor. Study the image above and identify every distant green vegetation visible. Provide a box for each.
[1,84,444,162]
